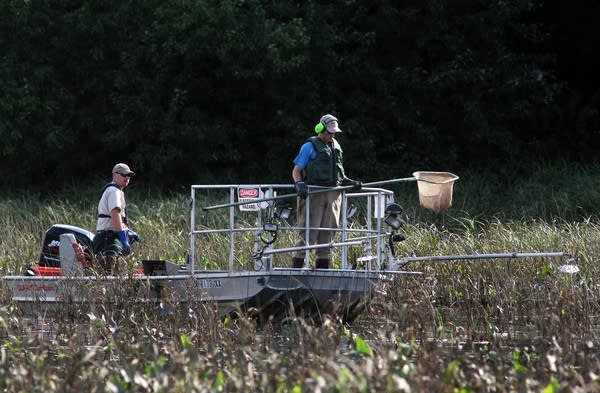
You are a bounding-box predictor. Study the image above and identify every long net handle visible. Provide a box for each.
[364,177,416,187]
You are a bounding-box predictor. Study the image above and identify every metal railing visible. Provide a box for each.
[189,184,397,272]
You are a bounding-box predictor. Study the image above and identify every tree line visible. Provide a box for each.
[1,0,598,191]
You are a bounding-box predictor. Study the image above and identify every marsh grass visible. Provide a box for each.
[1,162,600,391]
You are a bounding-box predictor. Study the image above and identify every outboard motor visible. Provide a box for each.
[37,224,95,267]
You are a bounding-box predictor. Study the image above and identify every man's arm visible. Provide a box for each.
[292,165,308,198]
[292,165,303,183]
[110,208,126,231]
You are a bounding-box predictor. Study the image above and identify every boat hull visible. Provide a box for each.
[4,268,383,323]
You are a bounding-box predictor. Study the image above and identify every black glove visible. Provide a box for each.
[342,178,362,191]
[295,181,308,199]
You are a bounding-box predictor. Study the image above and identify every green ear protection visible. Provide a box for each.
[314,122,324,134]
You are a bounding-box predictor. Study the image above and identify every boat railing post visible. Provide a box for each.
[228,186,236,272]
[253,198,264,271]
[340,191,348,269]
[263,186,275,271]
[375,190,383,271]
[303,192,311,267]
[367,193,374,270]
[261,245,273,271]
[189,185,196,272]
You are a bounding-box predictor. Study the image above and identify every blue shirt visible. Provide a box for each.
[292,142,317,169]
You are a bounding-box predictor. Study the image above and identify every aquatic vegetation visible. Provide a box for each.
[1,168,600,391]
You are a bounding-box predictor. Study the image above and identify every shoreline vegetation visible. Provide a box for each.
[0,162,599,391]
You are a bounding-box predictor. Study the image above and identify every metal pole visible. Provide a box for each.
[200,173,455,211]
[228,187,235,271]
[398,252,570,265]
[303,192,311,266]
[363,176,417,187]
[189,186,196,270]
[201,175,422,212]
[261,240,364,256]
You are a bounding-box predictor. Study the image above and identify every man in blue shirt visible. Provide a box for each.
[291,114,361,269]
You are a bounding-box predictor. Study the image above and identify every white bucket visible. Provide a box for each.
[412,171,459,213]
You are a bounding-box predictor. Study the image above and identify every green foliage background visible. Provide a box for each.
[1,0,598,191]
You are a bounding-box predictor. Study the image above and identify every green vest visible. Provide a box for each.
[304,136,346,186]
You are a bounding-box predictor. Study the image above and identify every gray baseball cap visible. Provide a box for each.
[320,114,342,133]
[112,163,135,176]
